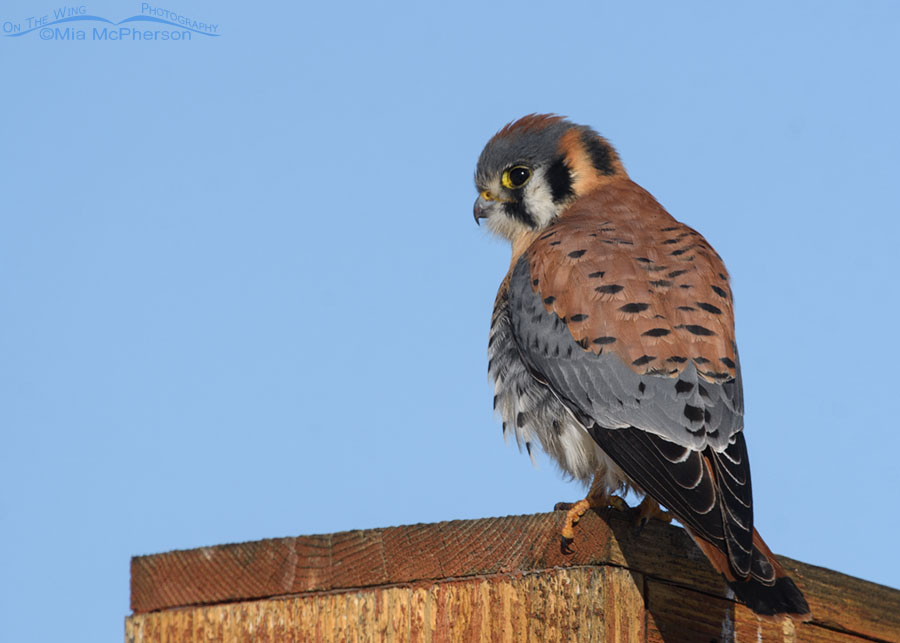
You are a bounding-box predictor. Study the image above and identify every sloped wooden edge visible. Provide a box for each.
[130,510,900,641]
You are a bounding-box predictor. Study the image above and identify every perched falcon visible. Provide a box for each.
[474,114,810,618]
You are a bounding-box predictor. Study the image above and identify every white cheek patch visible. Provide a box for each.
[481,177,529,240]
[480,166,564,241]
[522,167,560,227]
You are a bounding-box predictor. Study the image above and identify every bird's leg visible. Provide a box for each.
[634,496,672,533]
[557,479,629,554]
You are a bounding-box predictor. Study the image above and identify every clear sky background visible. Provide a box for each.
[2,1,899,640]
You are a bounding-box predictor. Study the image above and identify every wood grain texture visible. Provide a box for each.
[128,510,900,642]
[645,579,874,643]
[127,567,642,643]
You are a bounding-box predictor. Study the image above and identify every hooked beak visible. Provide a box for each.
[473,193,493,225]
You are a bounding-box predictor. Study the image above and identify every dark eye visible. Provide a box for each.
[502,166,532,189]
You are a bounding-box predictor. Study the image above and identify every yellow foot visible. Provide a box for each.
[634,497,672,533]
[556,494,629,554]
[559,498,589,554]
[553,494,629,512]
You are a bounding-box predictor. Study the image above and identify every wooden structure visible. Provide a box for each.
[126,510,900,642]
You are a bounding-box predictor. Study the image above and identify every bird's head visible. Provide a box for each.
[474,114,627,241]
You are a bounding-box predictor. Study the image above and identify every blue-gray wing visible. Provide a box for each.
[508,254,753,576]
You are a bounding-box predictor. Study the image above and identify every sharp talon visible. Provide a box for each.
[556,494,637,554]
[557,498,590,554]
[634,497,672,532]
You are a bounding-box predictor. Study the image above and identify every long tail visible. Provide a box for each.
[688,526,811,619]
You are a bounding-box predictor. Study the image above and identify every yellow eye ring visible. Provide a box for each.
[501,166,532,190]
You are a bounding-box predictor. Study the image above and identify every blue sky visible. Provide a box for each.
[2,1,899,640]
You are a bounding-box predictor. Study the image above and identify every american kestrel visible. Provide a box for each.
[474,114,810,618]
